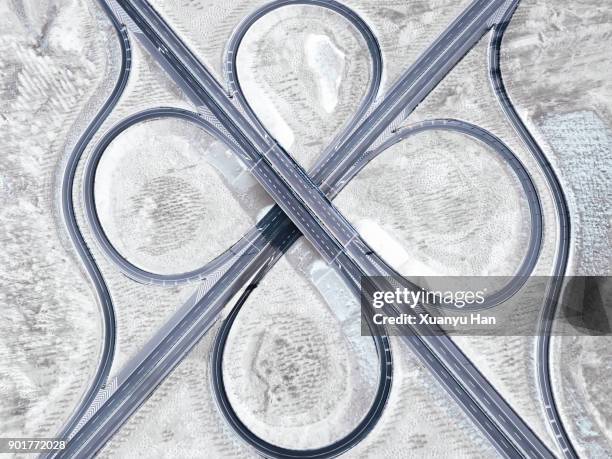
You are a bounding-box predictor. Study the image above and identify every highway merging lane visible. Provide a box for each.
[53,0,566,457]
[489,1,576,457]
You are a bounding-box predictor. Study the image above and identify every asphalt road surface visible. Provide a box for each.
[489,1,576,457]
[53,1,130,443]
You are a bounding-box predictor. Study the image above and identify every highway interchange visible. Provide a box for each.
[51,0,576,457]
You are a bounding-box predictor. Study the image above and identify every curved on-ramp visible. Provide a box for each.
[210,249,392,459]
[209,119,545,458]
[55,0,560,459]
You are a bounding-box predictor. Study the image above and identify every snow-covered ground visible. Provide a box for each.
[3,0,611,457]
[501,1,612,455]
[0,0,117,440]
[235,5,371,168]
[335,129,530,277]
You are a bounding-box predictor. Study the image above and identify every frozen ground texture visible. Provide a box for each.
[502,0,612,456]
[222,241,378,450]
[235,5,371,168]
[95,118,253,275]
[539,112,611,275]
[104,0,500,457]
[0,0,115,439]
